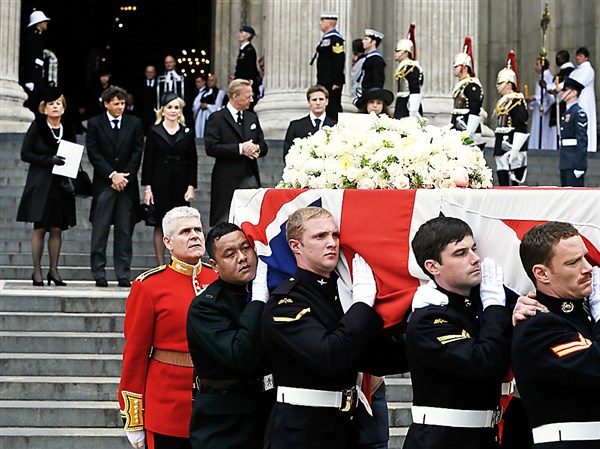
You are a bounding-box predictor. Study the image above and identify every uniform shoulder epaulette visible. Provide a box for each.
[272,276,300,295]
[135,265,167,282]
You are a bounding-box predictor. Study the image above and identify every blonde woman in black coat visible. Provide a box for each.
[141,92,197,264]
[17,87,76,286]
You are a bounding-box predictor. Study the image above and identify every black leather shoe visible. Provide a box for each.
[118,279,131,288]
[95,278,108,287]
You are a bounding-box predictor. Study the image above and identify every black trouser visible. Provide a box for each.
[560,169,585,187]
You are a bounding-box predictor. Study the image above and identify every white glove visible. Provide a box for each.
[509,148,520,165]
[479,257,506,309]
[501,139,513,153]
[25,82,35,92]
[251,259,269,303]
[412,280,449,311]
[574,170,585,179]
[126,430,146,448]
[466,114,481,137]
[589,266,600,322]
[408,93,423,119]
[455,117,467,131]
[352,254,377,307]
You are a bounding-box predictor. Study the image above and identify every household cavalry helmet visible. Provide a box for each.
[395,23,417,58]
[496,50,520,91]
[454,36,475,75]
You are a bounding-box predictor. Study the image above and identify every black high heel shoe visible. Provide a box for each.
[32,273,44,287]
[47,273,67,286]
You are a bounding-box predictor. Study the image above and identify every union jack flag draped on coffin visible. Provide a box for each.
[231,187,600,329]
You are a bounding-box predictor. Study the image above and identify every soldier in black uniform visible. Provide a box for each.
[360,29,386,96]
[187,223,274,449]
[494,52,529,186]
[558,77,588,187]
[312,13,345,121]
[21,10,51,112]
[393,27,423,119]
[235,25,261,109]
[262,206,408,449]
[451,37,484,149]
[404,217,513,449]
[514,221,600,448]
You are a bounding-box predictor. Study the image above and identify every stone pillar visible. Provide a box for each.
[254,0,356,139]
[390,0,479,127]
[0,0,34,133]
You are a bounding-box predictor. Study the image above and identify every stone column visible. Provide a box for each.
[254,0,356,139]
[0,0,34,133]
[389,0,479,127]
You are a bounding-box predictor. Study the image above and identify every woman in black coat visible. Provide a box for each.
[141,92,197,264]
[17,87,76,286]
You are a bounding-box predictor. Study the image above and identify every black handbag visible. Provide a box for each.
[140,203,159,226]
[73,167,93,197]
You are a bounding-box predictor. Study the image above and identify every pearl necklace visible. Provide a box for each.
[47,120,63,144]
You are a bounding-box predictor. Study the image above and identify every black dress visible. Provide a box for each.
[17,116,77,230]
[141,123,197,224]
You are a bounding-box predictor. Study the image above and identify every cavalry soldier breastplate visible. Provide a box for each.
[495,93,523,134]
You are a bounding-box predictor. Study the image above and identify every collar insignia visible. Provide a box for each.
[317,279,327,286]
[561,301,574,313]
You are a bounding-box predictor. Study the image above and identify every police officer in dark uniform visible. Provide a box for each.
[262,206,408,449]
[514,221,600,448]
[404,217,513,449]
[451,37,484,149]
[360,29,386,95]
[558,77,588,187]
[235,25,261,109]
[187,223,274,449]
[312,13,345,120]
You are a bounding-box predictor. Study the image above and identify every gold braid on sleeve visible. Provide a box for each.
[121,391,144,430]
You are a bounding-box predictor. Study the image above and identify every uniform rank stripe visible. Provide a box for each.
[551,333,591,352]
[553,343,591,358]
[273,307,311,322]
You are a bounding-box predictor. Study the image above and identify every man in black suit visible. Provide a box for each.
[235,25,261,109]
[204,79,268,227]
[283,85,337,162]
[138,65,158,134]
[86,86,144,287]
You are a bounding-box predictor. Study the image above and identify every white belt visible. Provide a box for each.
[533,421,600,443]
[277,386,357,412]
[411,405,501,428]
[396,92,409,98]
[561,138,577,146]
[452,108,470,115]
[501,381,514,396]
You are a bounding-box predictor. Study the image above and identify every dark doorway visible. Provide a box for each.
[20,0,212,118]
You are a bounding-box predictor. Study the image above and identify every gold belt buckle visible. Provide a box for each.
[339,387,357,412]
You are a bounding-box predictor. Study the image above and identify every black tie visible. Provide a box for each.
[314,118,321,130]
[237,111,243,126]
[112,119,120,130]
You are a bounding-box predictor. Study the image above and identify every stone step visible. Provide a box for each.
[0,283,127,313]
[0,353,122,377]
[0,252,157,269]
[0,428,131,449]
[0,331,124,354]
[0,312,124,332]
[388,402,413,427]
[385,377,413,403]
[0,265,149,281]
[0,400,122,428]
[0,376,120,401]
[389,427,407,449]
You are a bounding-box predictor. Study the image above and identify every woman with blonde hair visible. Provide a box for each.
[141,92,197,264]
[17,87,76,286]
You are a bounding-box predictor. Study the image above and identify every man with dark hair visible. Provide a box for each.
[350,38,367,103]
[569,47,596,153]
[313,12,345,120]
[548,50,575,138]
[86,86,143,287]
[187,222,274,449]
[558,76,588,186]
[404,216,513,449]
[283,85,337,161]
[513,222,599,447]
[262,206,407,449]
[360,29,386,95]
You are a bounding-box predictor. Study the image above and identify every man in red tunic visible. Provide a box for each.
[118,206,218,449]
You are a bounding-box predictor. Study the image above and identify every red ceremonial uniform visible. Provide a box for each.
[118,257,217,438]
